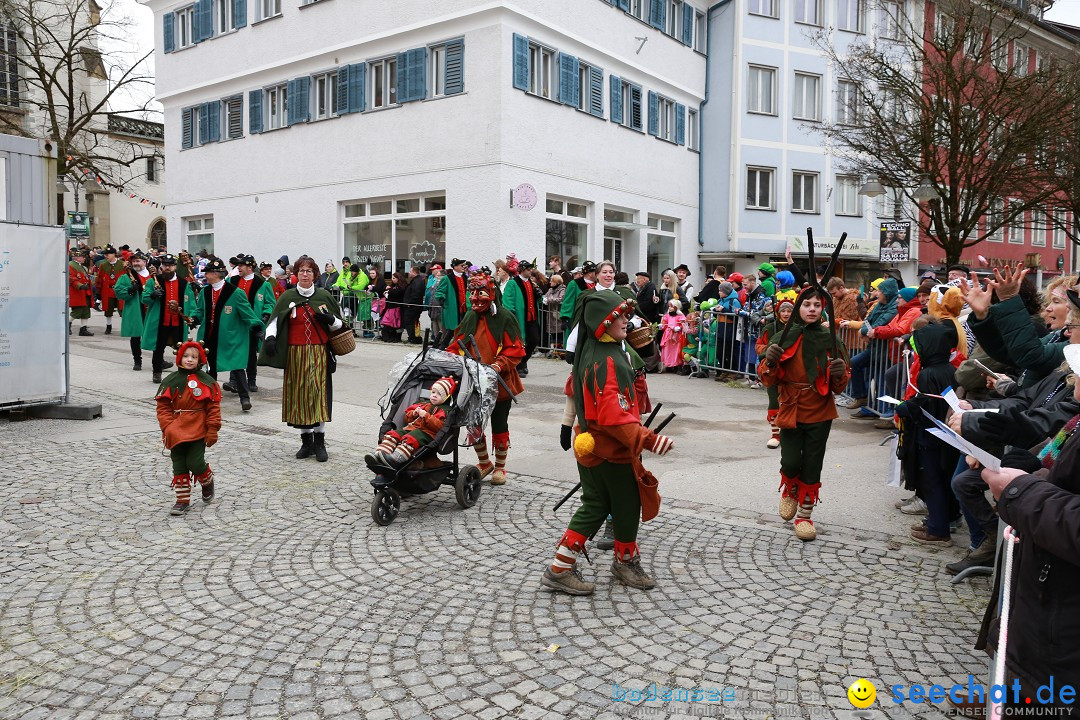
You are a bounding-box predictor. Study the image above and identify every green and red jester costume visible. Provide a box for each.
[758,287,849,542]
[541,293,674,596]
[156,341,222,516]
[446,274,525,485]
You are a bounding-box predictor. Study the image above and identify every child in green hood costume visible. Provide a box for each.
[759,287,850,542]
[541,293,675,596]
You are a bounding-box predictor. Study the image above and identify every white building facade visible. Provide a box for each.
[145,0,708,278]
[701,0,919,284]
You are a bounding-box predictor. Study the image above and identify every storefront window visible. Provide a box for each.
[343,194,446,275]
[646,214,677,280]
[546,195,589,271]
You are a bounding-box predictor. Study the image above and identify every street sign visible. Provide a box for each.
[66,211,89,238]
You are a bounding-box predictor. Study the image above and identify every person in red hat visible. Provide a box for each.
[367,376,455,467]
[155,340,222,516]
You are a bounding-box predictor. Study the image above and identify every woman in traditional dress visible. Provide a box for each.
[258,257,345,462]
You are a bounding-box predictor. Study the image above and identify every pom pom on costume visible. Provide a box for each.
[574,431,595,456]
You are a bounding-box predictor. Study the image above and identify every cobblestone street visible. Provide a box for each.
[1,332,989,719]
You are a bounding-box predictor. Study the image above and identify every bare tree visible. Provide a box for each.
[0,0,159,223]
[811,0,1080,265]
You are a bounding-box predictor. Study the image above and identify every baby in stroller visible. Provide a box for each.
[368,376,455,467]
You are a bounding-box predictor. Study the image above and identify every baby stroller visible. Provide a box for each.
[365,336,499,525]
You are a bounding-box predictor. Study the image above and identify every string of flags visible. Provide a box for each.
[65,155,166,210]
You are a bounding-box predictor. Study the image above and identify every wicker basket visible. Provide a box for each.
[626,325,655,350]
[328,327,356,356]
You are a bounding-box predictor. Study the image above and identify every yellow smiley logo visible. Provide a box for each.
[848,679,876,708]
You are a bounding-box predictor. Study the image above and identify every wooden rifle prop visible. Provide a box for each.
[552,408,675,513]
[768,228,846,365]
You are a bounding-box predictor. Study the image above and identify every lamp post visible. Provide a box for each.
[55,174,81,214]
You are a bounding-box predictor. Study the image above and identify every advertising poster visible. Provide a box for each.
[879,221,911,263]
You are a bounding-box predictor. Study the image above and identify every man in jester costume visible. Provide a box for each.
[758,286,850,541]
[446,273,526,485]
[541,293,674,596]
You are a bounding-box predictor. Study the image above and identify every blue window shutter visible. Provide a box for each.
[445,39,464,94]
[675,103,686,145]
[286,79,300,125]
[682,4,694,45]
[512,33,529,91]
[616,0,629,9]
[399,47,426,103]
[630,84,643,130]
[297,76,310,122]
[589,65,603,117]
[198,103,210,144]
[647,91,659,136]
[650,0,666,29]
[195,0,211,41]
[349,63,366,112]
[208,101,221,141]
[163,13,175,53]
[559,53,579,107]
[233,0,246,28]
[181,107,193,148]
[337,66,351,113]
[248,90,263,134]
[609,74,623,124]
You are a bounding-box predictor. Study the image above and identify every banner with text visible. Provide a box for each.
[880,221,911,263]
[0,222,68,407]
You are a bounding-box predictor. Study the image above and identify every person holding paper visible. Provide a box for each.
[976,343,1080,708]
[895,320,964,545]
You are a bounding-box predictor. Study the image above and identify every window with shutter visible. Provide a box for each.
[312,72,337,119]
[444,38,464,95]
[337,66,351,112]
[198,0,212,41]
[558,53,579,107]
[197,104,209,144]
[675,103,685,145]
[224,96,243,138]
[682,3,694,45]
[287,76,310,124]
[207,101,221,141]
[248,89,263,133]
[349,62,365,112]
[649,0,666,29]
[609,74,623,124]
[512,33,529,91]
[163,13,175,53]
[588,65,603,117]
[629,84,643,130]
[396,47,427,103]
[181,107,194,148]
[647,90,659,136]
[233,0,246,28]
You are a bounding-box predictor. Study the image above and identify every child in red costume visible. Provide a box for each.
[156,341,222,516]
[369,376,455,466]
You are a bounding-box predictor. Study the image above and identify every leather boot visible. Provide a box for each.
[152,371,162,384]
[313,432,328,462]
[79,326,94,336]
[169,474,191,515]
[296,433,315,459]
[195,466,215,503]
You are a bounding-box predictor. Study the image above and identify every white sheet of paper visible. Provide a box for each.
[877,395,903,405]
[922,409,1002,470]
[942,387,962,413]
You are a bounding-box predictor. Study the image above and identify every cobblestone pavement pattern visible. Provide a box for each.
[1,334,990,719]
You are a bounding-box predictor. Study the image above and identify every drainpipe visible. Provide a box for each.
[698,0,735,251]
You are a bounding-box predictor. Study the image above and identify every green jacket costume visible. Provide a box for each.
[196,282,262,373]
[113,270,150,338]
[229,275,277,350]
[141,275,199,350]
[257,287,343,369]
[968,295,1068,389]
[500,277,526,337]
[434,272,469,331]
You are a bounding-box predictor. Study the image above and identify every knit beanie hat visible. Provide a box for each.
[776,270,795,289]
[898,286,918,302]
[718,282,733,296]
[430,376,456,403]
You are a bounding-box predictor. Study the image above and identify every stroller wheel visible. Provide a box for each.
[455,465,483,509]
[371,488,401,526]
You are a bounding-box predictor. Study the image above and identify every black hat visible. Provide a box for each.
[131,251,147,260]
[451,258,469,268]
[946,264,970,275]
[259,262,272,270]
[635,271,651,279]
[159,254,177,265]
[73,247,90,257]
[204,258,228,274]
[104,244,117,255]
[342,256,352,264]
[581,261,598,275]
[228,256,239,265]
[119,244,130,251]
[520,261,534,271]
[239,254,256,266]
[675,263,691,275]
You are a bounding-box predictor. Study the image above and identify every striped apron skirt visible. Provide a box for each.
[282,344,333,428]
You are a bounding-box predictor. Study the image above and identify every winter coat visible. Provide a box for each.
[960,369,1079,451]
[635,281,662,323]
[156,372,221,448]
[68,261,93,308]
[969,296,1068,389]
[196,283,263,373]
[96,259,125,307]
[543,284,566,330]
[832,288,862,322]
[434,272,468,331]
[862,278,899,333]
[113,271,150,338]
